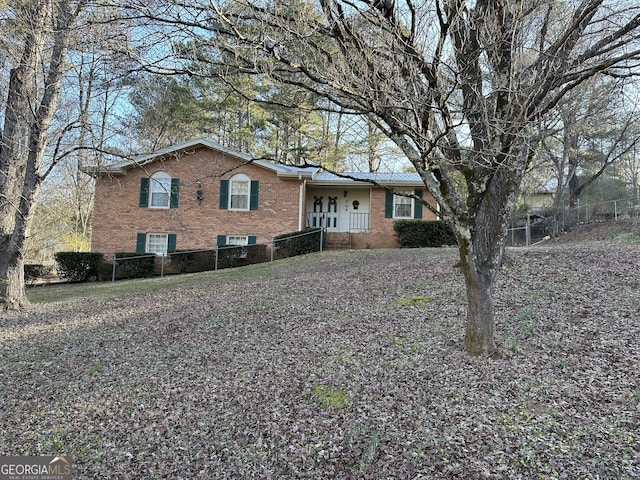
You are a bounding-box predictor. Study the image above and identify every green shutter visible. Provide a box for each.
[167,234,177,252]
[248,235,257,245]
[139,178,149,207]
[219,180,229,209]
[414,190,423,219]
[217,234,227,246]
[136,233,146,253]
[384,191,394,218]
[170,179,179,208]
[250,180,259,210]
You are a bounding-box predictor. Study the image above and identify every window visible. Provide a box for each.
[393,192,413,218]
[147,233,168,254]
[140,172,179,209]
[385,190,423,219]
[226,235,248,246]
[219,176,259,210]
[217,234,257,246]
[136,233,176,255]
[150,172,171,208]
[230,174,250,210]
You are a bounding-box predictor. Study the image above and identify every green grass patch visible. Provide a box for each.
[394,295,433,307]
[88,363,103,374]
[26,254,322,305]
[311,384,352,409]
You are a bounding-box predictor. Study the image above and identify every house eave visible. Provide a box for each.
[307,171,425,188]
[83,138,313,177]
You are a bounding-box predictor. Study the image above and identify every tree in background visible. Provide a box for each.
[616,137,640,205]
[123,70,389,172]
[31,8,131,260]
[538,79,640,210]
[125,74,215,151]
[121,0,640,355]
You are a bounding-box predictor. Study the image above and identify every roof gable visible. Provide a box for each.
[86,138,425,187]
[88,138,314,177]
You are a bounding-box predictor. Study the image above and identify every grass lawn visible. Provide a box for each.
[2,243,639,479]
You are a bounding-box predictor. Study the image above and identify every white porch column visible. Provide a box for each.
[298,175,304,231]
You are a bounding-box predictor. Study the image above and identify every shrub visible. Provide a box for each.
[216,244,268,270]
[24,264,53,285]
[54,252,104,282]
[114,252,155,279]
[97,261,115,282]
[243,243,268,266]
[169,250,216,274]
[273,228,323,258]
[393,220,457,248]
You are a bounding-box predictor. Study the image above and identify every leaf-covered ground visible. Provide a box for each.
[1,240,639,479]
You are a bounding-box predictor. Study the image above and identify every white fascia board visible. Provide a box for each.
[87,138,295,176]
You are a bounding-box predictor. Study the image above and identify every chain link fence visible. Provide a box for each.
[507,197,640,246]
[110,228,324,282]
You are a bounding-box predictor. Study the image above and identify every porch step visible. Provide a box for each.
[325,233,351,250]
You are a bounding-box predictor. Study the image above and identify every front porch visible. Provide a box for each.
[306,211,370,233]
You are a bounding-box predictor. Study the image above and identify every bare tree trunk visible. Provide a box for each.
[453,161,517,355]
[0,0,80,309]
[458,237,499,356]
[0,258,27,309]
[0,181,39,309]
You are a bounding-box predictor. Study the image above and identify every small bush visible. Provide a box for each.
[217,244,268,270]
[243,243,268,266]
[274,228,323,258]
[97,261,114,281]
[114,252,155,279]
[24,264,53,285]
[169,250,216,274]
[54,252,104,282]
[393,220,457,248]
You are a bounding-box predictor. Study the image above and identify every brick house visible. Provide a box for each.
[88,138,437,257]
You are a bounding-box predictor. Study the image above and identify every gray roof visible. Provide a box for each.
[309,171,423,186]
[85,138,303,176]
[85,137,424,187]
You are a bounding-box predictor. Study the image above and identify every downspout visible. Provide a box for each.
[298,175,304,231]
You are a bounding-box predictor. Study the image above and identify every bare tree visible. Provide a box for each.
[122,1,640,354]
[0,0,130,309]
[0,0,91,309]
[539,79,640,219]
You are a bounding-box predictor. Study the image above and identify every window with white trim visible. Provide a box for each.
[226,235,249,246]
[393,192,413,218]
[146,233,168,254]
[229,174,250,210]
[150,172,171,208]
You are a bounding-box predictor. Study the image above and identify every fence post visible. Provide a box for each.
[271,240,275,262]
[112,255,117,282]
[161,253,165,278]
[215,246,219,271]
[510,216,515,246]
[525,214,531,247]
[319,228,324,252]
[614,200,618,221]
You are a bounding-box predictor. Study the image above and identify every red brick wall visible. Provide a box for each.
[358,187,438,249]
[91,147,301,257]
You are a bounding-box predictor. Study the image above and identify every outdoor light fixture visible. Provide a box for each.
[196,181,204,204]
